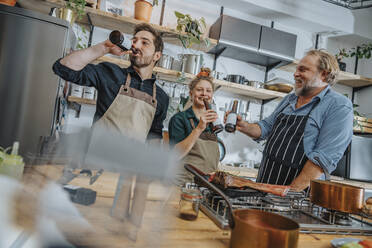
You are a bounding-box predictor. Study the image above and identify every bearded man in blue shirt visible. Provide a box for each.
[225,49,353,191]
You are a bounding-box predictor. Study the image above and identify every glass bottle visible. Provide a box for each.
[109,30,132,51]
[203,99,224,134]
[225,100,239,133]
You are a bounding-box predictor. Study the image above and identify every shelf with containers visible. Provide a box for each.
[65,55,287,105]
[17,0,288,103]
[17,0,217,52]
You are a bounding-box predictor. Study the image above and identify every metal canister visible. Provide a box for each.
[181,54,202,74]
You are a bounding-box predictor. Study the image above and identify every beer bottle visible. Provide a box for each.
[203,99,224,134]
[225,100,238,133]
[109,30,132,51]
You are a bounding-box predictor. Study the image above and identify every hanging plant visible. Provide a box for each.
[335,43,372,60]
[174,11,210,49]
[65,0,87,21]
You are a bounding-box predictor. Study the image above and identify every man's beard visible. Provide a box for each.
[130,53,154,68]
[295,77,324,96]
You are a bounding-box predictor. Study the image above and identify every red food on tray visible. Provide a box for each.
[209,171,290,197]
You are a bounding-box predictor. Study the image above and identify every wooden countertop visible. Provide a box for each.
[27,165,372,247]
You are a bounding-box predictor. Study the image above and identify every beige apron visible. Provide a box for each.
[177,119,220,186]
[94,74,157,141]
[93,74,157,238]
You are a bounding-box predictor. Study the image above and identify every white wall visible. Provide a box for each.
[63,0,372,165]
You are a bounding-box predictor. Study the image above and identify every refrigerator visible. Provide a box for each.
[0,4,75,161]
[333,134,372,182]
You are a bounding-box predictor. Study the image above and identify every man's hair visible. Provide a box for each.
[306,49,339,85]
[134,23,164,53]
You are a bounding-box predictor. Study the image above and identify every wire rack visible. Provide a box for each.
[323,0,372,9]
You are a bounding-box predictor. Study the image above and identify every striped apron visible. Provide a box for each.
[256,97,322,185]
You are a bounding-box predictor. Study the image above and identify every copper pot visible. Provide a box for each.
[310,180,365,214]
[231,209,299,248]
[184,164,300,248]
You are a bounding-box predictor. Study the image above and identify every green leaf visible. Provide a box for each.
[190,36,201,44]
[199,17,206,29]
[204,38,211,48]
[190,29,199,37]
[174,11,185,19]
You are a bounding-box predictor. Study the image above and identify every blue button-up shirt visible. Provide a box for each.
[257,86,353,174]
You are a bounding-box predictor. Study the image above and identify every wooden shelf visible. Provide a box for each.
[67,96,96,105]
[17,0,217,52]
[96,56,287,100]
[279,61,372,88]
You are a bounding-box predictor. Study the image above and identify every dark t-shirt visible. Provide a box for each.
[53,59,169,139]
[168,107,213,147]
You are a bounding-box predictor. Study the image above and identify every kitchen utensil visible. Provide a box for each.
[157,54,174,69]
[225,74,249,84]
[58,167,79,185]
[181,54,203,74]
[310,180,365,214]
[185,164,299,248]
[249,81,264,88]
[264,83,293,93]
[90,168,104,185]
[211,70,224,80]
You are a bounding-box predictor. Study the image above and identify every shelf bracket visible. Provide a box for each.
[213,47,226,71]
[87,13,94,48]
[264,61,282,82]
[159,0,166,26]
[353,85,372,93]
[259,97,278,120]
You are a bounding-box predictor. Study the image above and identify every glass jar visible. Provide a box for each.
[179,185,202,221]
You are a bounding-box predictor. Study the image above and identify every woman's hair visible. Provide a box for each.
[189,71,215,91]
[306,49,340,85]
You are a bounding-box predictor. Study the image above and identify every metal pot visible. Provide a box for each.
[310,180,365,214]
[157,54,174,69]
[249,81,264,88]
[225,74,248,84]
[184,164,300,248]
[181,54,202,74]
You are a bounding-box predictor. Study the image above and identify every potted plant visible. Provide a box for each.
[174,11,210,49]
[58,0,86,25]
[134,0,158,22]
[335,43,372,72]
[335,48,348,71]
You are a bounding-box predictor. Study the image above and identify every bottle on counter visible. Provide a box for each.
[109,30,132,51]
[203,99,224,134]
[225,100,239,133]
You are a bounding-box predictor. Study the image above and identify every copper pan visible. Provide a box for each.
[185,164,299,248]
[310,180,365,214]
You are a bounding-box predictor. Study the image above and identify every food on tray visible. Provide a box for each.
[209,171,290,197]
[359,239,372,248]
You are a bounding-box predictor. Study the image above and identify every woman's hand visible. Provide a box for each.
[223,111,246,132]
[196,110,218,131]
[103,40,132,56]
